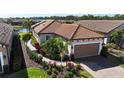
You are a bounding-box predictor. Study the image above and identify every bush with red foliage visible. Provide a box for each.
[67,62,75,69]
[34,43,41,50]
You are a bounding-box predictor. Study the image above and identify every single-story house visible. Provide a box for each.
[0,23,13,73]
[32,20,104,59]
[75,20,124,44]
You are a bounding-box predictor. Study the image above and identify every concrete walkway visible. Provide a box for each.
[27,39,37,51]
[76,56,124,78]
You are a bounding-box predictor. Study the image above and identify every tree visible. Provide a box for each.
[22,19,32,31]
[111,29,124,48]
[7,18,12,24]
[41,37,68,60]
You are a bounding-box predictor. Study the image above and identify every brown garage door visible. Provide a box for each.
[74,43,99,58]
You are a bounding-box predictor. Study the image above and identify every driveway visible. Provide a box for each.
[75,56,124,78]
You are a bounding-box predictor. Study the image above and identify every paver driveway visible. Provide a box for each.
[75,56,124,78]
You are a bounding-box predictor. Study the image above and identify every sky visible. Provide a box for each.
[0,0,123,18]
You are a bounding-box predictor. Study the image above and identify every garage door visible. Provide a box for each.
[74,43,99,58]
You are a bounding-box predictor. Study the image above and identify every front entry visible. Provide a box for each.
[74,43,99,59]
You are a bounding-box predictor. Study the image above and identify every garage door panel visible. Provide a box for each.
[74,43,99,58]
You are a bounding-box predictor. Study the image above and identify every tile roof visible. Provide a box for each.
[75,20,124,33]
[73,26,103,39]
[41,21,62,34]
[32,20,104,40]
[0,23,13,45]
[32,20,54,33]
[54,24,79,39]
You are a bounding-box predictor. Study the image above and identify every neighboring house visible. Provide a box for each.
[0,23,13,73]
[75,20,124,44]
[32,20,104,59]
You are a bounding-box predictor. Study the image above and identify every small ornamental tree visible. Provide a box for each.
[41,37,68,60]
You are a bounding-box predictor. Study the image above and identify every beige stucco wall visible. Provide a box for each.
[39,34,55,43]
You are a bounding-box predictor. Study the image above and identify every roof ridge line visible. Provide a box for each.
[79,25,104,35]
[70,24,80,40]
[39,20,55,33]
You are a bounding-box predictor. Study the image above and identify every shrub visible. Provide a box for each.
[34,43,41,50]
[67,62,75,69]
[19,32,32,42]
[47,69,52,75]
[63,55,70,61]
[71,68,77,74]
[39,48,46,56]
[76,64,82,70]
[68,71,74,78]
[52,68,58,74]
[64,72,70,78]
[31,36,38,46]
[105,43,118,49]
[118,57,124,63]
[56,66,62,72]
[100,46,108,57]
[42,62,49,70]
[51,73,57,78]
[26,47,42,63]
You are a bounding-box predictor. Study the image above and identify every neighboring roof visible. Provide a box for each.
[75,20,124,33]
[32,20,104,40]
[0,23,13,45]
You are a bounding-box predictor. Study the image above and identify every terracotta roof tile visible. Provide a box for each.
[54,24,78,39]
[76,20,124,33]
[32,20,104,40]
[41,21,62,33]
[73,26,104,39]
[33,20,54,33]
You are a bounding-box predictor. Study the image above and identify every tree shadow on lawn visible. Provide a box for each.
[75,55,121,71]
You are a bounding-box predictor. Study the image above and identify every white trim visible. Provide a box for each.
[0,52,4,73]
[104,38,107,44]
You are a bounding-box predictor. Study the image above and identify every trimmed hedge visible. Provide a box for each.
[19,32,32,42]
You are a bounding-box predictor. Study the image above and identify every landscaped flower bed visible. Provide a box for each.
[40,61,93,78]
[24,36,93,78]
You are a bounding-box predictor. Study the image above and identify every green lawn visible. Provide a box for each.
[80,70,93,78]
[13,25,23,31]
[8,67,48,78]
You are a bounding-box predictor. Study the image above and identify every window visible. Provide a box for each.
[46,35,51,40]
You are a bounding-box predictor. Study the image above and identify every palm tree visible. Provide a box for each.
[22,19,32,32]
